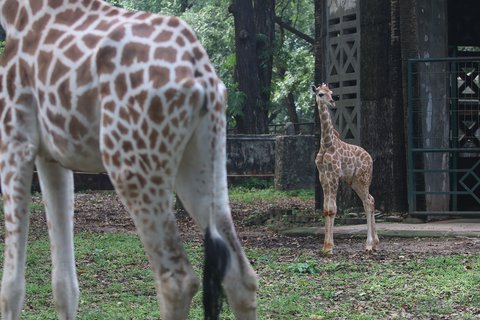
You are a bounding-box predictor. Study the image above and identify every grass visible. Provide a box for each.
[0,189,478,319]
[0,232,478,319]
[228,186,314,203]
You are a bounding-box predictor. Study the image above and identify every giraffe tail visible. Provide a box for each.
[203,227,230,320]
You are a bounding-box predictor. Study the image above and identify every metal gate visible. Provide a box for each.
[407,57,480,216]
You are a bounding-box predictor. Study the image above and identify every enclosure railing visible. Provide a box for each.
[407,56,480,216]
[227,122,315,135]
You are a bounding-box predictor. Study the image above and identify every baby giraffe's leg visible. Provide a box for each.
[320,174,339,255]
[352,178,379,252]
[364,193,379,251]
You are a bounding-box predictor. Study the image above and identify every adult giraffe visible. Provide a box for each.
[0,0,257,319]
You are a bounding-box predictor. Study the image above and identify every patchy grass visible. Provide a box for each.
[229,187,314,204]
[0,232,478,319]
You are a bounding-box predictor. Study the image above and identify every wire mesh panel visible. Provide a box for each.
[407,57,480,215]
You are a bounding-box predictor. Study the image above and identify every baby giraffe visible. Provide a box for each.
[312,84,379,254]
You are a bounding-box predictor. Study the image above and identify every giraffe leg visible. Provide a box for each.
[352,180,379,252]
[176,119,257,320]
[321,181,338,255]
[0,143,36,320]
[100,128,199,318]
[98,77,211,319]
[107,167,199,320]
[364,194,380,251]
[35,158,79,320]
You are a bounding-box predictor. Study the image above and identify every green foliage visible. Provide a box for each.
[287,259,319,274]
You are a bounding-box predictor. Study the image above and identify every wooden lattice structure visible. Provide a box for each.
[326,1,361,144]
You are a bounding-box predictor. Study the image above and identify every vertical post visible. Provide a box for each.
[313,0,327,210]
[449,60,458,211]
[406,59,415,214]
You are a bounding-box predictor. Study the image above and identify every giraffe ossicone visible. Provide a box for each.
[0,1,257,319]
[312,83,379,255]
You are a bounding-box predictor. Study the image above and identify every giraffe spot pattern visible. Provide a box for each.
[55,8,84,25]
[96,46,116,74]
[148,96,165,124]
[95,19,118,32]
[6,67,16,100]
[129,70,143,89]
[114,73,127,100]
[3,0,19,25]
[37,50,53,84]
[75,14,98,31]
[132,23,155,38]
[64,44,84,62]
[76,57,94,86]
[121,42,149,66]
[23,15,51,55]
[155,30,173,43]
[69,117,88,139]
[149,66,170,88]
[77,88,98,122]
[48,0,63,9]
[30,0,44,15]
[50,59,69,84]
[154,47,177,63]
[44,28,64,45]
[58,79,72,110]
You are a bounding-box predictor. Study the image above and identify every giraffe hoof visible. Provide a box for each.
[365,245,379,253]
[321,247,333,256]
[365,245,374,252]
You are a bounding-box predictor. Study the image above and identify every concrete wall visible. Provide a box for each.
[226,135,276,176]
[27,134,314,192]
[274,135,317,190]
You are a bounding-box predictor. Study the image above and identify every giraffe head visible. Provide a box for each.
[312,83,336,108]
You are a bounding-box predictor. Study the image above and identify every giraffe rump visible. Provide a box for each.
[203,227,230,320]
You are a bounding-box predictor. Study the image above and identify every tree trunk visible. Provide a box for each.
[286,92,299,133]
[230,0,269,134]
[254,0,275,131]
[388,0,408,211]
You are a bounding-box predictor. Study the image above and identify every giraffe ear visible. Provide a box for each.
[311,85,317,94]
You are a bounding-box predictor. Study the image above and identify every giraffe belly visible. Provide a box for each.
[37,119,105,173]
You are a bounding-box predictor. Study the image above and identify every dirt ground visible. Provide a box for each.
[27,192,480,260]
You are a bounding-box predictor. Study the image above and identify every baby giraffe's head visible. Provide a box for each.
[311,83,336,108]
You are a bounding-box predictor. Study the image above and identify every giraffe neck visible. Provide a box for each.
[318,101,335,148]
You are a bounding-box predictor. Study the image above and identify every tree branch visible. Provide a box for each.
[274,16,314,44]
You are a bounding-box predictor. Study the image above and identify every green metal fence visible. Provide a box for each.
[407,57,480,216]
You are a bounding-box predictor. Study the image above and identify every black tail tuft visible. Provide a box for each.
[203,227,230,320]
